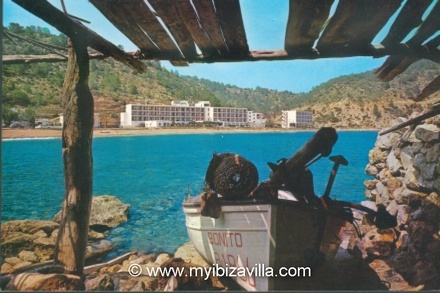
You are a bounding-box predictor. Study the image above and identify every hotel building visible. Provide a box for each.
[281,110,313,128]
[120,101,265,128]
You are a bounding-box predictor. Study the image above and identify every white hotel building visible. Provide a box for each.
[281,110,313,128]
[120,101,266,128]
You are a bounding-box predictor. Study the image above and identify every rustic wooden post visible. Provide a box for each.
[54,36,94,275]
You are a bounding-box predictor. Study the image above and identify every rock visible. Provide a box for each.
[1,263,13,274]
[1,220,59,239]
[420,163,436,180]
[54,195,130,230]
[18,250,39,263]
[378,168,391,181]
[401,188,426,204]
[397,205,411,227]
[363,228,397,258]
[365,164,379,176]
[107,264,121,274]
[435,178,440,192]
[408,220,435,249]
[361,200,377,212]
[404,166,420,191]
[5,257,21,266]
[13,261,32,270]
[393,188,404,204]
[85,240,115,265]
[415,125,439,142]
[386,200,398,216]
[174,242,210,268]
[376,163,387,170]
[413,261,438,288]
[376,132,400,150]
[410,142,424,154]
[139,253,156,264]
[387,150,403,175]
[413,153,427,171]
[384,177,402,194]
[425,192,440,207]
[418,177,434,190]
[365,189,378,201]
[395,231,409,249]
[400,151,413,170]
[376,182,391,206]
[369,148,388,164]
[33,230,48,238]
[88,229,106,240]
[6,273,84,291]
[364,179,378,190]
[1,233,34,258]
[85,274,115,291]
[426,143,440,163]
[50,229,58,238]
[155,253,171,266]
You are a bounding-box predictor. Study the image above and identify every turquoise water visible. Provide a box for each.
[2,131,377,257]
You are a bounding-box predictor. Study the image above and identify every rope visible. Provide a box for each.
[205,153,259,198]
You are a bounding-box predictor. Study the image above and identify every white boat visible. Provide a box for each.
[183,197,347,291]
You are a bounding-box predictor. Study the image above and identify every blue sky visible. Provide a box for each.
[3,0,402,93]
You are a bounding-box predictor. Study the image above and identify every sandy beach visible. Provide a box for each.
[1,127,378,140]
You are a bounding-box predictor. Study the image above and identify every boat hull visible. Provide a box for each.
[183,199,347,291]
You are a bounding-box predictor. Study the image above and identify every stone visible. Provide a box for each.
[413,153,427,171]
[420,163,436,180]
[18,250,39,263]
[139,253,156,264]
[107,264,121,274]
[393,188,404,204]
[376,163,387,170]
[365,164,379,176]
[1,233,34,258]
[376,182,391,206]
[33,230,48,238]
[13,261,32,270]
[418,177,434,190]
[425,192,440,207]
[364,179,378,190]
[365,189,377,201]
[387,150,403,175]
[363,228,397,258]
[378,168,391,181]
[1,263,13,274]
[413,261,438,288]
[404,166,420,191]
[5,257,21,266]
[395,231,408,249]
[1,220,59,239]
[400,151,413,170]
[435,178,440,192]
[369,148,388,164]
[53,195,130,230]
[401,188,426,204]
[397,205,411,227]
[410,142,424,154]
[386,200,398,216]
[361,200,377,212]
[85,240,115,265]
[384,177,402,194]
[155,253,171,266]
[376,132,400,150]
[50,229,58,238]
[408,220,435,249]
[415,125,439,142]
[88,229,106,240]
[85,274,115,291]
[174,242,210,268]
[426,143,440,162]
[6,273,84,291]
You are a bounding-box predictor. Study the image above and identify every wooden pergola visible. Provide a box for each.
[10,0,440,276]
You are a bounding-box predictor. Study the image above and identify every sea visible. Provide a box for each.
[2,131,378,258]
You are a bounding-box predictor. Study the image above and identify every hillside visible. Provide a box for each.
[3,23,439,128]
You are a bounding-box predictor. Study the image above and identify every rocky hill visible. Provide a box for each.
[3,23,439,128]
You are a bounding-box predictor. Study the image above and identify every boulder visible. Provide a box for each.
[376,132,400,150]
[408,220,435,249]
[384,177,402,194]
[369,148,388,164]
[426,143,440,163]
[363,228,397,258]
[415,125,439,143]
[403,166,420,191]
[85,240,115,266]
[1,220,59,240]
[54,195,130,230]
[387,150,403,175]
[364,179,378,190]
[85,274,115,291]
[376,182,391,206]
[420,163,436,180]
[1,263,13,274]
[18,250,39,263]
[174,242,210,268]
[400,151,413,170]
[365,164,379,176]
[386,200,398,216]
[410,142,424,154]
[6,273,84,291]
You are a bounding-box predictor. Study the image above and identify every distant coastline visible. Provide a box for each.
[2,127,379,140]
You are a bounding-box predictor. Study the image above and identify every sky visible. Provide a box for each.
[2,0,420,93]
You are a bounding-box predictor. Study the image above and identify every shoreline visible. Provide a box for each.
[2,127,379,140]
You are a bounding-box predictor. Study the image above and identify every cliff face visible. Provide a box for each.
[360,119,440,289]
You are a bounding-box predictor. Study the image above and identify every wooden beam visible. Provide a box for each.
[192,0,228,55]
[414,75,440,102]
[89,0,159,57]
[213,0,249,56]
[11,0,146,73]
[54,37,94,275]
[3,53,107,65]
[285,0,333,51]
[407,0,440,47]
[148,0,198,59]
[317,0,402,49]
[381,0,432,47]
[176,0,220,57]
[117,0,186,62]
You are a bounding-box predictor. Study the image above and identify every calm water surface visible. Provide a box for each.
[2,131,377,257]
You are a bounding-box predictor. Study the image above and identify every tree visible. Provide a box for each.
[2,106,20,126]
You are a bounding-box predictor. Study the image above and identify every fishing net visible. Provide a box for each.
[205,153,259,198]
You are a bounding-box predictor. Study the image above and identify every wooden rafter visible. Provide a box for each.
[11,0,146,73]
